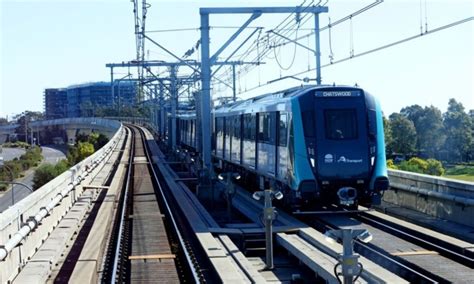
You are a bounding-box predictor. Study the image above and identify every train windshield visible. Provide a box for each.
[324,109,358,140]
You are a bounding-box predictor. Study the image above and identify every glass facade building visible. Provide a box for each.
[44,88,68,119]
[44,81,136,118]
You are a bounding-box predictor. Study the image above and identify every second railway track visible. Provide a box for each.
[307,208,474,283]
[104,125,198,283]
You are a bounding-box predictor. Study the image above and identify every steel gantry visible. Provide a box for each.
[106,59,258,150]
[199,5,328,172]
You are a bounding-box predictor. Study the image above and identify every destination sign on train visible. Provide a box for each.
[315,91,361,97]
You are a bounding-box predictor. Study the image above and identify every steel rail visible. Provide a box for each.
[110,127,134,282]
[357,212,474,267]
[311,215,447,283]
[134,125,201,282]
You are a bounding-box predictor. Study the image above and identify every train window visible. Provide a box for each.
[216,117,224,137]
[302,111,315,138]
[243,114,250,140]
[324,109,358,140]
[226,117,233,137]
[233,115,241,138]
[368,109,377,138]
[244,114,256,141]
[258,113,269,143]
[279,113,288,147]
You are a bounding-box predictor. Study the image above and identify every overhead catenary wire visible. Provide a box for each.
[273,0,384,49]
[214,0,315,89]
[237,16,474,96]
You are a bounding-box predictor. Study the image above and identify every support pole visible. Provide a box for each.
[342,230,355,284]
[170,65,177,149]
[110,67,115,107]
[232,64,237,102]
[314,13,322,85]
[159,83,165,138]
[264,189,274,270]
[200,12,212,171]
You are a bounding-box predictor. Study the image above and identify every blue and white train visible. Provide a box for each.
[175,85,389,207]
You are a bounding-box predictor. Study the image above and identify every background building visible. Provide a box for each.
[44,81,136,118]
[44,88,67,119]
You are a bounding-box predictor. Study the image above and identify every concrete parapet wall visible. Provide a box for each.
[384,169,474,227]
[0,119,122,284]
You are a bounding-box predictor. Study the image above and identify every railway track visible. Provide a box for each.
[308,209,474,283]
[103,125,199,283]
[96,124,472,283]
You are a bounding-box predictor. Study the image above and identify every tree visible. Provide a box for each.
[33,164,57,190]
[0,117,8,126]
[388,113,417,156]
[14,111,44,143]
[383,115,393,155]
[33,159,70,190]
[417,106,445,158]
[400,105,445,157]
[443,99,473,162]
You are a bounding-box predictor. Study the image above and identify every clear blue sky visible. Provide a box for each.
[1,0,473,119]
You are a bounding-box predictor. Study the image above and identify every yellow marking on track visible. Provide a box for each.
[128,254,176,260]
[391,250,438,256]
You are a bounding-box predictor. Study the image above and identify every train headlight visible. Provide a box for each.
[252,191,263,201]
[274,191,284,200]
[337,187,357,205]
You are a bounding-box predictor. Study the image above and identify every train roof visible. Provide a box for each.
[214,84,363,115]
[177,84,367,118]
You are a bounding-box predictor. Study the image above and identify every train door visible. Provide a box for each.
[314,91,369,180]
[242,114,256,169]
[257,112,276,175]
[216,117,224,158]
[277,112,289,180]
[225,117,232,160]
[231,115,241,164]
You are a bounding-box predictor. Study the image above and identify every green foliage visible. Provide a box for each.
[76,132,109,150]
[67,141,95,165]
[443,165,474,182]
[14,111,44,142]
[32,159,70,190]
[2,141,31,148]
[398,157,428,174]
[426,159,445,176]
[445,165,474,176]
[387,99,473,163]
[401,105,445,158]
[388,113,417,156]
[31,131,107,189]
[386,159,398,169]
[443,99,473,162]
[0,117,9,126]
[95,105,150,118]
[0,147,43,190]
[397,157,445,176]
[33,164,57,190]
[383,116,393,154]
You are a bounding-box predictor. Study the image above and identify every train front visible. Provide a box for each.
[297,86,389,207]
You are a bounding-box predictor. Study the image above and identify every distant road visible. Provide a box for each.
[0,145,67,212]
[0,147,26,161]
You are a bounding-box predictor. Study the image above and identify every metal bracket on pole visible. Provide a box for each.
[199,5,328,177]
[210,12,262,64]
[325,228,372,284]
[252,180,283,270]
